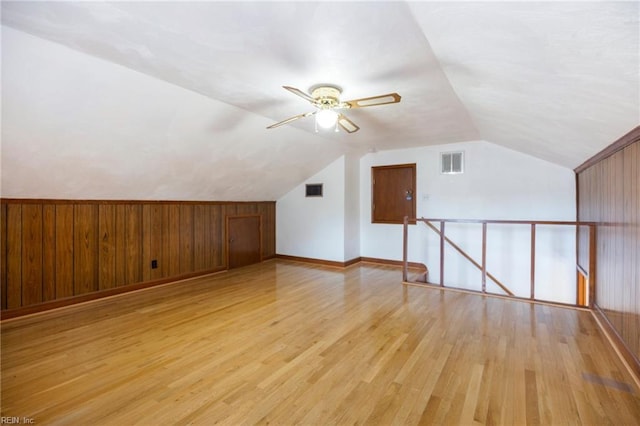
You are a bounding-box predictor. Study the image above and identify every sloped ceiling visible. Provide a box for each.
[1,1,638,201]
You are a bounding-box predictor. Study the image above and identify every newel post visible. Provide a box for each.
[402,216,408,282]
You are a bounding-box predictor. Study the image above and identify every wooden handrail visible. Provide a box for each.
[416,218,596,226]
[423,221,514,296]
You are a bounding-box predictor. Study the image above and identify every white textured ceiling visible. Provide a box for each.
[1,1,638,201]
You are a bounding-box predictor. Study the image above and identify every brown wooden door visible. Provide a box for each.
[227,215,261,269]
[372,163,416,224]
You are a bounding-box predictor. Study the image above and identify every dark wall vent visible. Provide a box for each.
[306,183,323,197]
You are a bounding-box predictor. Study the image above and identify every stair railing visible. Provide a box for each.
[402,217,597,307]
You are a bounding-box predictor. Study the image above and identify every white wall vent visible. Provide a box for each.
[440,151,464,174]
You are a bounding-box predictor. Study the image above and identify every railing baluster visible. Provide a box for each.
[440,221,445,287]
[402,216,408,282]
[482,222,487,293]
[530,224,536,300]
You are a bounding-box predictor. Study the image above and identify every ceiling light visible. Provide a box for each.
[315,109,338,129]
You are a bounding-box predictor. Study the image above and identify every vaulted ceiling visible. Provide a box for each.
[2,1,638,201]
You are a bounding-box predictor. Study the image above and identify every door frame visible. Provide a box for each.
[371,163,416,224]
[225,214,263,269]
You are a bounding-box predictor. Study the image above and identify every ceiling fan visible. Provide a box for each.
[266,85,401,133]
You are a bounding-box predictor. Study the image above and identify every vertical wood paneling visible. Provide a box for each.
[596,161,607,310]
[578,137,640,366]
[224,204,238,217]
[257,203,275,259]
[179,205,194,274]
[99,205,117,290]
[160,206,170,276]
[193,205,208,271]
[21,204,43,306]
[623,143,638,354]
[167,205,181,276]
[6,204,22,309]
[74,204,98,295]
[55,205,74,298]
[629,143,640,359]
[613,151,624,329]
[42,205,56,301]
[1,200,276,310]
[114,205,126,287]
[193,205,204,271]
[203,205,213,270]
[149,204,164,280]
[630,143,638,356]
[125,205,142,285]
[211,205,223,268]
[264,202,276,258]
[142,204,152,282]
[237,203,258,216]
[221,205,235,267]
[1,203,8,309]
[160,205,170,278]
[258,203,268,260]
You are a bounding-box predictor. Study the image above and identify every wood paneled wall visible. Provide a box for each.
[0,200,275,311]
[576,126,640,369]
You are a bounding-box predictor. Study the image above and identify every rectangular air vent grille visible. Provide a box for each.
[305,183,323,197]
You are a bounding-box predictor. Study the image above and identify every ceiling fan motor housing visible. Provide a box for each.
[310,85,342,109]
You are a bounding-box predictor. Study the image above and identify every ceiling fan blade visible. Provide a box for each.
[283,86,315,103]
[344,93,401,109]
[337,114,360,133]
[266,112,315,129]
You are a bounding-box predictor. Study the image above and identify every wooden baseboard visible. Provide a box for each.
[0,267,227,321]
[344,257,361,267]
[275,254,358,268]
[276,254,427,271]
[592,304,640,388]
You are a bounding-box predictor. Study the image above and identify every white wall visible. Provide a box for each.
[277,140,577,304]
[360,140,577,303]
[344,153,360,261]
[276,156,346,262]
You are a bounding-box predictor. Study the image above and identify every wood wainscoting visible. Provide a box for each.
[0,199,275,317]
[576,125,640,378]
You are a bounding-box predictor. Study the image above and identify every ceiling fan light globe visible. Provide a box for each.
[316,109,339,129]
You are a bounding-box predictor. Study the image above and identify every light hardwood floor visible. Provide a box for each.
[2,260,639,425]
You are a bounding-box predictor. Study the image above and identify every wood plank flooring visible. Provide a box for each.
[2,260,639,425]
